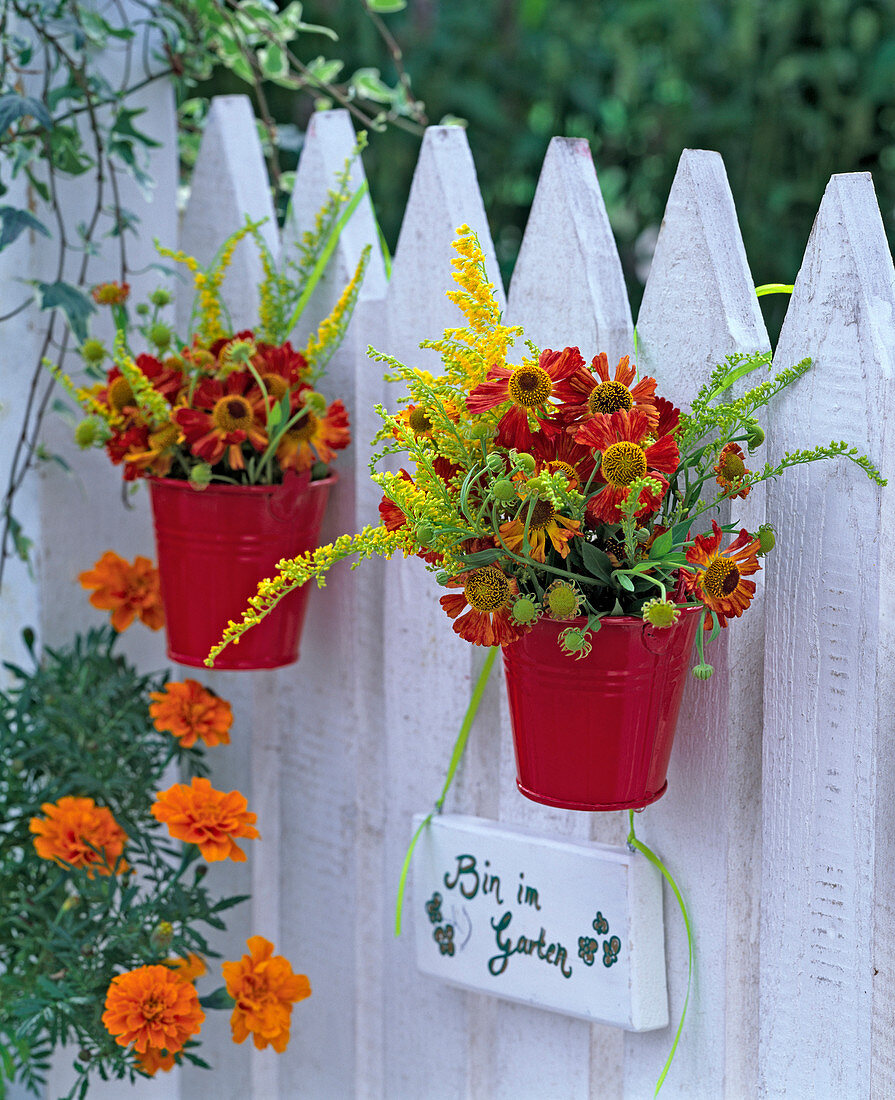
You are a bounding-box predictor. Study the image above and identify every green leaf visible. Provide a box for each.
[579,541,613,583]
[0,206,50,251]
[0,94,52,135]
[111,108,161,148]
[367,0,407,11]
[647,529,674,559]
[613,570,635,591]
[34,281,96,343]
[306,57,345,84]
[459,547,504,567]
[350,67,395,105]
[199,986,236,1010]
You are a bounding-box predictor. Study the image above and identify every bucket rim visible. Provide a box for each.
[506,605,703,633]
[147,471,338,497]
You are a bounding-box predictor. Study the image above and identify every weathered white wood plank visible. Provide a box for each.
[502,134,638,1100]
[759,172,895,1098]
[174,91,275,1100]
[175,95,278,337]
[382,125,504,1099]
[508,136,635,368]
[271,108,387,1100]
[629,149,769,1098]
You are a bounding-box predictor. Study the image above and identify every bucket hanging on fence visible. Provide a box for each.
[148,472,334,670]
[501,608,701,811]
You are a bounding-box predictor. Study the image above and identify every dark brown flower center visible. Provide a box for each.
[587,379,633,415]
[261,374,288,401]
[287,411,319,443]
[508,365,551,409]
[212,395,253,434]
[703,557,740,598]
[528,499,556,530]
[601,441,647,486]
[464,567,510,612]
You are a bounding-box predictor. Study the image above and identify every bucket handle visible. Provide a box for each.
[641,620,675,655]
[267,469,313,522]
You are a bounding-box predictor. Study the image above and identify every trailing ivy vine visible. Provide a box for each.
[0,0,423,592]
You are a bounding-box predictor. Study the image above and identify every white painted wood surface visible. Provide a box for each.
[4,83,894,1100]
[760,172,895,1098]
[631,149,770,1099]
[412,814,667,1031]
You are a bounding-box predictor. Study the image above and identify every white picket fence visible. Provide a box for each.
[3,77,895,1100]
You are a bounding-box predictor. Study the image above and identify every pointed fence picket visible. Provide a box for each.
[4,76,895,1099]
[759,172,895,1098]
[628,149,771,1099]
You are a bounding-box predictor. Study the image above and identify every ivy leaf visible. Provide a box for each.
[33,281,95,343]
[0,206,50,252]
[111,107,161,148]
[350,67,396,105]
[0,94,52,136]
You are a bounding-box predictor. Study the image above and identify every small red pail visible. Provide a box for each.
[501,608,701,811]
[148,473,334,670]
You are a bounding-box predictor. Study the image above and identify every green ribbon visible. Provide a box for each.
[627,810,693,1096]
[394,646,498,936]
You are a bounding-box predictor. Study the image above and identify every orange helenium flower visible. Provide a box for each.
[276,398,351,472]
[713,442,751,499]
[439,567,527,646]
[102,965,204,1055]
[149,680,233,748]
[223,936,311,1052]
[553,352,659,429]
[575,407,679,525]
[29,796,128,877]
[499,499,580,562]
[92,281,130,305]
[466,347,584,450]
[79,551,165,632]
[151,777,260,862]
[682,520,762,628]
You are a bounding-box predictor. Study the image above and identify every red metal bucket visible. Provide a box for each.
[501,608,701,811]
[148,474,334,670]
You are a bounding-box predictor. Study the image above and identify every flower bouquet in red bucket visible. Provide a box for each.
[51,176,370,669]
[211,226,884,807]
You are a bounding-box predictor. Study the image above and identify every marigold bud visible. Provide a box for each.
[61,894,81,912]
[150,920,174,951]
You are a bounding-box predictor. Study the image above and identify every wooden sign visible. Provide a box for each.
[412,813,668,1031]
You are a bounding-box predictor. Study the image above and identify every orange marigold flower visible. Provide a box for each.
[466,347,584,450]
[166,953,207,983]
[92,281,130,305]
[151,777,260,862]
[499,499,580,562]
[149,680,233,748]
[29,795,128,877]
[79,551,165,632]
[102,964,204,1055]
[552,352,659,430]
[439,567,527,647]
[135,1045,177,1076]
[223,936,311,1053]
[713,442,751,499]
[682,520,762,628]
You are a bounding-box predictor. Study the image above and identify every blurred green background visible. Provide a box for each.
[211,0,895,337]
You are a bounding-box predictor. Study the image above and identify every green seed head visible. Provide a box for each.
[492,478,517,503]
[147,322,173,351]
[510,596,540,625]
[745,418,765,450]
[692,662,714,680]
[757,524,776,555]
[79,338,107,365]
[149,287,173,307]
[189,463,213,489]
